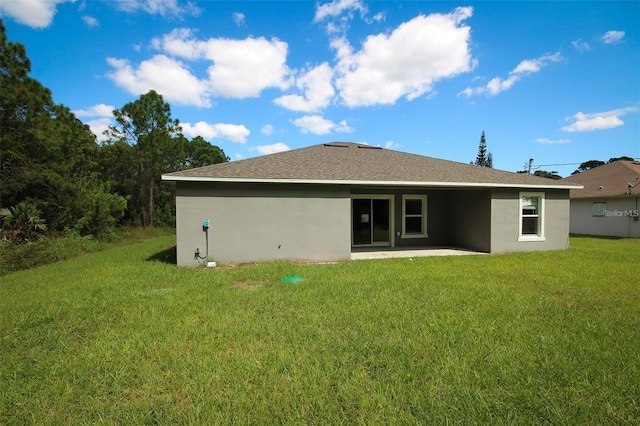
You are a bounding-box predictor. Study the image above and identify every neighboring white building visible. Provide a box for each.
[562,161,640,238]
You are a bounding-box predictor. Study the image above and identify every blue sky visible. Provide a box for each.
[2,0,638,177]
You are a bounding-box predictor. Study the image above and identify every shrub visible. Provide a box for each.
[72,183,128,238]
[0,201,48,244]
[0,234,98,275]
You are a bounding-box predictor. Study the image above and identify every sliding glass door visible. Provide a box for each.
[352,197,391,246]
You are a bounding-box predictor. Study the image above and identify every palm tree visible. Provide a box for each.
[0,201,48,243]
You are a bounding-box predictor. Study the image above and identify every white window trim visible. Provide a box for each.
[401,194,428,239]
[518,192,545,242]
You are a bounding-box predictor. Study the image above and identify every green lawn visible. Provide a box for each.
[1,236,638,424]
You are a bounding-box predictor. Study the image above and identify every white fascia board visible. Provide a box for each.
[161,175,583,190]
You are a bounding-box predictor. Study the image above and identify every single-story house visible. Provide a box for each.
[562,160,640,238]
[162,142,582,266]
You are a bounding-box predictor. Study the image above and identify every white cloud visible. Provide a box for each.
[153,30,291,99]
[85,118,113,142]
[563,114,623,132]
[601,30,625,44]
[511,54,561,74]
[82,15,99,27]
[535,138,571,144]
[232,12,245,26]
[261,124,275,135]
[255,143,290,155]
[334,119,352,133]
[181,121,250,143]
[73,104,116,141]
[370,12,385,23]
[114,0,201,17]
[205,37,290,98]
[73,103,115,118]
[152,28,206,60]
[273,63,335,112]
[291,115,334,135]
[572,39,590,52]
[384,140,402,149]
[457,87,476,98]
[213,123,251,143]
[485,75,519,95]
[180,121,218,139]
[291,115,353,135]
[0,0,72,28]
[106,55,212,107]
[459,52,562,97]
[334,7,475,107]
[561,107,638,133]
[325,22,343,35]
[313,0,366,22]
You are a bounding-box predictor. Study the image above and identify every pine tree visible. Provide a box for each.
[474,131,493,167]
[106,90,181,227]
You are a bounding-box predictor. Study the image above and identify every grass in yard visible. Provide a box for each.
[0,227,175,276]
[1,236,638,424]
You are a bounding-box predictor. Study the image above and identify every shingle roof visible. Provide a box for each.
[163,142,581,189]
[562,160,640,198]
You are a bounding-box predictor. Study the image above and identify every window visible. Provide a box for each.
[402,195,427,238]
[592,202,606,216]
[519,192,545,241]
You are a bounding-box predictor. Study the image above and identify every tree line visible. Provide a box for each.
[0,20,228,243]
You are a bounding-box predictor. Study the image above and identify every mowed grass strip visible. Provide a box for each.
[1,236,638,424]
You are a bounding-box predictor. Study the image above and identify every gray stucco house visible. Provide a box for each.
[162,142,582,266]
[562,160,640,238]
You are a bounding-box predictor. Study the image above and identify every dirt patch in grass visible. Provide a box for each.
[233,279,270,290]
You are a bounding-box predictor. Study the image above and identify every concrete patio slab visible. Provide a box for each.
[351,247,486,260]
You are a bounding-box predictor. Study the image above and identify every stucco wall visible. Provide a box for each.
[446,190,492,252]
[490,189,570,252]
[173,182,573,265]
[569,197,639,237]
[175,182,351,265]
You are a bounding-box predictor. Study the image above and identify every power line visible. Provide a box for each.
[532,158,640,170]
[531,162,582,169]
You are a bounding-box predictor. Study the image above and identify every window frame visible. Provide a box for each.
[592,202,607,217]
[518,192,545,241]
[401,194,428,239]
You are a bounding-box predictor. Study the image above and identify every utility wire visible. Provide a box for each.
[531,158,640,170]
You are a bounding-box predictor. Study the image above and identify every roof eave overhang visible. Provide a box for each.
[162,175,583,190]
